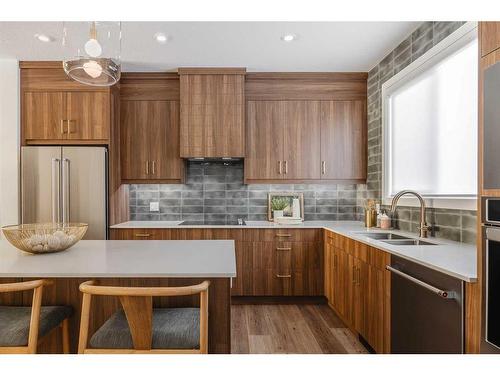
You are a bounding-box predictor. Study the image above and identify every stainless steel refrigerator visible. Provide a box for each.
[21,146,107,240]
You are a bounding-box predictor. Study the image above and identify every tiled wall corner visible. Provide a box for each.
[356,21,477,243]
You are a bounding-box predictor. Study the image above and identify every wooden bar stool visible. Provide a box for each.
[77,280,210,354]
[0,280,72,354]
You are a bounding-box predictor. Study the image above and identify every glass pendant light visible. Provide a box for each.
[62,22,121,86]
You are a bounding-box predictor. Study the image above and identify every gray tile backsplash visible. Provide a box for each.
[357,21,477,244]
[129,160,361,224]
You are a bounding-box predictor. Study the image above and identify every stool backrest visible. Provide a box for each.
[78,280,210,354]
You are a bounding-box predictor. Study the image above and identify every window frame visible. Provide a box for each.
[381,21,478,211]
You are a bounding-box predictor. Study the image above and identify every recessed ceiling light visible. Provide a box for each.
[281,34,297,42]
[154,32,168,44]
[34,33,53,43]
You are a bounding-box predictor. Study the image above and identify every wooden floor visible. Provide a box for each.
[231,304,368,354]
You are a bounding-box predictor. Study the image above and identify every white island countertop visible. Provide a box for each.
[0,240,236,278]
[110,220,477,282]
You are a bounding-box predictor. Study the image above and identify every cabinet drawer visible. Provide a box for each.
[110,228,164,240]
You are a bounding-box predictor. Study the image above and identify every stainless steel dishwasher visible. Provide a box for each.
[388,256,465,353]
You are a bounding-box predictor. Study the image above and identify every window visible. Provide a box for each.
[382,23,478,208]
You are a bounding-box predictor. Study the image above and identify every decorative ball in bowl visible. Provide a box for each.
[1,223,88,254]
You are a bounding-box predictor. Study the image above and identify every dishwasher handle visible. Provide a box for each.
[386,265,455,299]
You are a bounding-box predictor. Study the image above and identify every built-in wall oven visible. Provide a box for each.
[482,198,500,353]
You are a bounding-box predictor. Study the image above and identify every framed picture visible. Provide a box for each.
[267,192,304,221]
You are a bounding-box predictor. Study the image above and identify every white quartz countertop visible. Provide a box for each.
[110,220,477,282]
[0,240,236,278]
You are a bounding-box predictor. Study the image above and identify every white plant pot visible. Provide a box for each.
[273,210,284,219]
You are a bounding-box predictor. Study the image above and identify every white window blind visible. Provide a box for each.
[383,27,478,201]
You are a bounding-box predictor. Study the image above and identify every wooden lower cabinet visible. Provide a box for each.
[324,230,390,353]
[110,228,323,297]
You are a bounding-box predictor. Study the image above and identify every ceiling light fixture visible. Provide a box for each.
[62,21,121,87]
[154,33,168,44]
[34,34,53,43]
[281,34,297,42]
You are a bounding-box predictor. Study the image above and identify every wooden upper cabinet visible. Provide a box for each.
[120,101,150,180]
[66,91,109,140]
[23,92,66,141]
[179,68,246,158]
[21,64,111,144]
[283,101,321,179]
[245,101,284,180]
[244,73,367,183]
[480,22,500,57]
[120,73,184,183]
[121,100,184,183]
[320,100,367,181]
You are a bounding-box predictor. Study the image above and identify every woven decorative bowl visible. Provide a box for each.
[2,223,88,254]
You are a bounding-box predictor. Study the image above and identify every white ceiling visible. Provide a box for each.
[0,22,419,72]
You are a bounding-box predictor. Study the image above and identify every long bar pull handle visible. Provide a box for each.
[386,265,455,299]
[51,158,60,223]
[145,161,149,175]
[62,158,70,224]
[151,160,156,175]
[278,161,282,175]
[276,247,291,251]
[134,233,151,238]
[284,160,288,174]
[275,233,292,237]
[322,161,326,175]
[276,274,292,278]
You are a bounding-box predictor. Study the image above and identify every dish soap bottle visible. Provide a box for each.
[380,211,391,230]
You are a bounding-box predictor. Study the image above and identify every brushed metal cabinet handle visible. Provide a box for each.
[60,120,67,134]
[152,160,156,175]
[322,161,326,175]
[134,233,151,238]
[275,233,292,237]
[278,160,282,175]
[352,265,356,284]
[145,161,149,175]
[276,247,291,251]
[276,274,292,278]
[67,120,76,134]
[284,160,288,174]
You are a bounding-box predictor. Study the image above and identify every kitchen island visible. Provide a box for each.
[0,240,236,354]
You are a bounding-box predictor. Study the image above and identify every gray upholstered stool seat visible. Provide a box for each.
[90,307,200,350]
[0,305,73,346]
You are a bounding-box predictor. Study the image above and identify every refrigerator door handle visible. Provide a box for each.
[62,158,70,223]
[51,158,60,223]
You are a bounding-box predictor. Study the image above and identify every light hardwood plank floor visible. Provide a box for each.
[231,304,368,354]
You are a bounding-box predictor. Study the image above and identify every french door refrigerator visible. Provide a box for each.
[21,146,107,240]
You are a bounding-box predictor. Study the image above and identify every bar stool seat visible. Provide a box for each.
[0,305,73,347]
[89,308,200,350]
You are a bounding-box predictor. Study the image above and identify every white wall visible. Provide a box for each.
[0,59,20,238]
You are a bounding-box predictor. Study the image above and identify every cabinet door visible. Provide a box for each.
[232,242,253,296]
[283,101,321,179]
[481,22,500,57]
[66,92,109,140]
[149,101,184,180]
[180,74,245,157]
[120,101,151,180]
[23,92,66,141]
[332,247,348,317]
[324,243,334,304]
[320,100,366,180]
[245,101,285,180]
[363,264,385,353]
[291,241,323,296]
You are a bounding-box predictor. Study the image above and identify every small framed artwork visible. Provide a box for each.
[267,192,304,221]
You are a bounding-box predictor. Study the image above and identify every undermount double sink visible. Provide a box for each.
[357,232,438,246]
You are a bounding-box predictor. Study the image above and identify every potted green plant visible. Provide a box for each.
[271,197,289,219]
